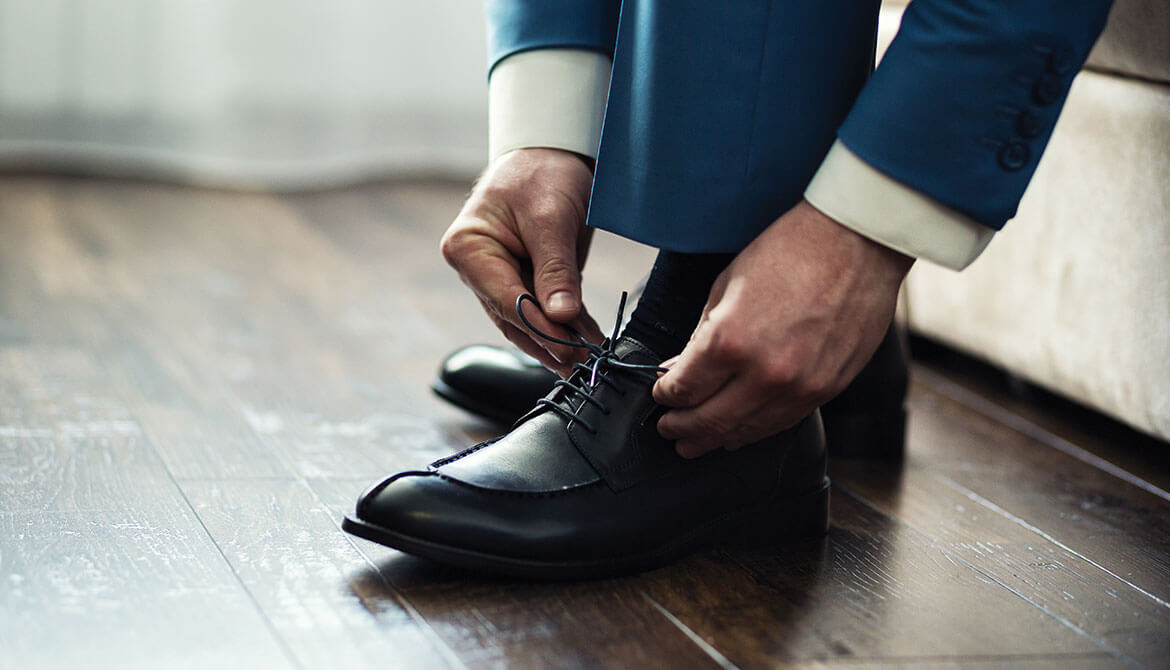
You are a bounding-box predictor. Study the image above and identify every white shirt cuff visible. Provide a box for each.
[804,140,995,271]
[488,49,612,162]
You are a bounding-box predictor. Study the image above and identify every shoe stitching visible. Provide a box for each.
[429,437,502,468]
[432,471,606,498]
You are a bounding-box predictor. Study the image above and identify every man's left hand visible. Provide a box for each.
[652,200,915,458]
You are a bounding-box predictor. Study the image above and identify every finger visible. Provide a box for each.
[527,200,586,323]
[456,245,583,364]
[659,381,777,459]
[664,378,817,459]
[651,336,735,409]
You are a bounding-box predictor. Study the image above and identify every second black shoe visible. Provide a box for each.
[347,295,829,579]
[432,345,554,425]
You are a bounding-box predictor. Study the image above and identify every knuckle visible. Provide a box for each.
[760,358,798,388]
[705,329,749,363]
[476,181,520,208]
[528,191,581,223]
[662,377,698,406]
[793,371,835,402]
[536,257,576,284]
[438,226,472,266]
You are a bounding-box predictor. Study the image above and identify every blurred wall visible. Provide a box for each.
[0,0,489,187]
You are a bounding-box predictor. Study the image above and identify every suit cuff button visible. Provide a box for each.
[1016,108,1044,139]
[998,140,1031,171]
[1032,75,1062,106]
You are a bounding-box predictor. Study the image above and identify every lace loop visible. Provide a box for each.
[516,292,666,433]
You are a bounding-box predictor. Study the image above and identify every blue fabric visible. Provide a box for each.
[484,0,620,75]
[484,0,1113,253]
[839,0,1113,229]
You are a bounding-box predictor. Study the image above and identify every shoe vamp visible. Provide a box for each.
[434,412,601,493]
[365,466,761,562]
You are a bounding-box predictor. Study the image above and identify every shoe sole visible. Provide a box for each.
[431,379,528,426]
[341,477,830,580]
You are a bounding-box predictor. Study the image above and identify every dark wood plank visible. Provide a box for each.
[637,487,1109,667]
[0,509,299,669]
[834,462,1170,666]
[0,347,175,513]
[184,478,461,669]
[895,371,1170,607]
[71,179,467,478]
[0,349,297,668]
[826,372,1170,667]
[0,179,307,668]
[312,476,725,670]
[0,179,291,481]
[786,656,1119,669]
[910,335,1170,494]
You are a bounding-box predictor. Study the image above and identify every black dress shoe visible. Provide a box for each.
[434,324,909,460]
[347,296,828,579]
[432,345,556,425]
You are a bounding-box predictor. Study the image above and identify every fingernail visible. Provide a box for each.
[660,355,679,370]
[547,291,574,314]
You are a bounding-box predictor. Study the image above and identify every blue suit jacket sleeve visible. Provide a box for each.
[838,0,1113,230]
[484,0,621,75]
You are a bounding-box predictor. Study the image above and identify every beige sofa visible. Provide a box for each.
[880,1,1170,441]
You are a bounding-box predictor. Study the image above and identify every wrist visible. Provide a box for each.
[799,199,915,281]
[493,147,594,172]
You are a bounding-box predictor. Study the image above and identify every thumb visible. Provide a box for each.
[531,230,583,324]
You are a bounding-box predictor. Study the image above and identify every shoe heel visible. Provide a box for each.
[729,478,830,548]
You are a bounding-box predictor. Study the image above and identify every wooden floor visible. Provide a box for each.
[1,175,1168,669]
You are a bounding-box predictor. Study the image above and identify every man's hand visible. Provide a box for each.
[440,148,604,377]
[652,200,915,458]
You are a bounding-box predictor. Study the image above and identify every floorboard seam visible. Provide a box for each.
[916,367,1170,503]
[137,422,305,670]
[641,592,741,670]
[834,482,1139,668]
[201,366,470,670]
[111,294,464,669]
[934,472,1170,611]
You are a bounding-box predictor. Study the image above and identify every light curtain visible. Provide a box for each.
[0,0,488,188]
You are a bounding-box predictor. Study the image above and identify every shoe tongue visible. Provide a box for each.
[531,336,663,419]
[612,336,666,366]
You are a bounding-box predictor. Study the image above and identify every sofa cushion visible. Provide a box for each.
[1086,0,1170,84]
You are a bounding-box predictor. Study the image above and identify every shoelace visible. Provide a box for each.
[516,292,667,435]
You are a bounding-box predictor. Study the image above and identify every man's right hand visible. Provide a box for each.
[440,148,604,377]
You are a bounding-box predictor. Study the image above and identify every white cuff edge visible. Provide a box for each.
[488,49,612,162]
[804,140,995,271]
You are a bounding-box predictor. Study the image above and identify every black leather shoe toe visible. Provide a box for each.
[346,308,829,580]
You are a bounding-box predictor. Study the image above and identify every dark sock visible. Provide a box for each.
[621,250,735,359]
